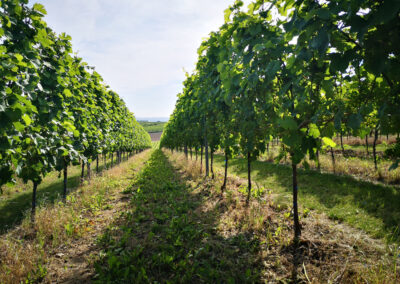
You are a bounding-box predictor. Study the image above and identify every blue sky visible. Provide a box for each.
[33,0,249,119]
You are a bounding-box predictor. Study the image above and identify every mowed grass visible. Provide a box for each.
[0,156,119,233]
[0,150,152,283]
[338,144,388,153]
[259,145,400,185]
[95,149,265,283]
[332,135,397,150]
[210,154,400,243]
[95,150,399,282]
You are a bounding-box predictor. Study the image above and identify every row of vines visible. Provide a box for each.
[161,0,400,239]
[0,0,152,220]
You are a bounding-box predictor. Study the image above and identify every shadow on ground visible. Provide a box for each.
[0,159,120,234]
[212,154,400,242]
[92,150,266,283]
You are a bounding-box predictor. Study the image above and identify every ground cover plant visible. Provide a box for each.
[1,0,400,282]
[257,144,400,185]
[210,152,400,243]
[0,153,126,232]
[95,150,399,283]
[0,149,152,283]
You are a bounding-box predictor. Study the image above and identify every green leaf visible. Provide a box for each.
[321,122,335,138]
[33,3,47,15]
[265,60,280,80]
[36,29,52,48]
[14,54,23,62]
[329,53,349,73]
[0,45,6,54]
[347,114,361,130]
[310,29,329,54]
[5,108,22,122]
[321,80,334,97]
[14,5,22,16]
[21,114,31,126]
[291,150,304,165]
[253,44,265,52]
[224,8,232,22]
[317,8,331,20]
[282,133,302,148]
[322,137,336,148]
[278,117,297,130]
[308,123,320,138]
[62,121,76,132]
[63,89,73,97]
[13,122,25,132]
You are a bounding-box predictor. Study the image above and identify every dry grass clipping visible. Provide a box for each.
[167,150,400,283]
[0,150,151,284]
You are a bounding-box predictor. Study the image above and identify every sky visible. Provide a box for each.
[32,0,250,119]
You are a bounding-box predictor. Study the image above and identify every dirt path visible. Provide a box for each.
[44,150,152,283]
[150,131,162,141]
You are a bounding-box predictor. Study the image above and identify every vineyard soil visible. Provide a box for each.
[0,156,122,232]
[1,148,398,282]
[208,152,400,244]
[94,150,398,282]
[0,150,152,283]
[150,131,163,141]
[259,145,400,185]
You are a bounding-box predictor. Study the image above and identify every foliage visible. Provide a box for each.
[0,0,151,192]
[161,0,400,238]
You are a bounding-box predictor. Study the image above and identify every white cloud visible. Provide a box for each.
[34,0,251,117]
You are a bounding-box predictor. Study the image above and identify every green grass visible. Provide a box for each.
[138,121,166,133]
[210,154,400,243]
[152,141,160,148]
[0,150,153,283]
[340,144,387,152]
[94,149,263,283]
[0,157,115,233]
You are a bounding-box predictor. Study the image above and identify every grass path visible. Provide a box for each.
[44,150,153,283]
[94,150,399,283]
[2,148,398,282]
[95,149,266,282]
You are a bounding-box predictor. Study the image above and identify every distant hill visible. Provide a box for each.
[137,117,169,122]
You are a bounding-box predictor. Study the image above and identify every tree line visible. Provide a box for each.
[161,0,400,239]
[0,0,152,221]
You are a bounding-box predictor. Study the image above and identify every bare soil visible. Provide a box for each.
[150,131,162,141]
